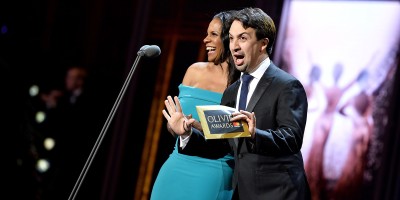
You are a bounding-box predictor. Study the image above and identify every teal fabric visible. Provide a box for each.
[150,84,233,200]
[178,84,223,121]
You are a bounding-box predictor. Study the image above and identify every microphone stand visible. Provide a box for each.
[68,53,144,200]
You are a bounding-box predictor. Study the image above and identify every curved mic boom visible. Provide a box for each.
[67,44,161,200]
[137,45,161,58]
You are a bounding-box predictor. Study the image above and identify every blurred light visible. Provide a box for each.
[16,158,23,166]
[44,137,55,151]
[1,25,7,34]
[35,111,46,123]
[36,159,50,173]
[29,85,40,97]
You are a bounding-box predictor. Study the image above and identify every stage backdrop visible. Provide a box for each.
[273,0,400,199]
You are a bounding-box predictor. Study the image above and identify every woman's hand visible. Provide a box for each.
[162,96,195,136]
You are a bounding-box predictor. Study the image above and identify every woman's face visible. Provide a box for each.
[203,18,224,64]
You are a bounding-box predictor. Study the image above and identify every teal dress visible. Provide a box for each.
[151,84,234,200]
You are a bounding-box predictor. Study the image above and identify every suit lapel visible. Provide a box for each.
[230,64,278,149]
[246,63,277,112]
[232,81,240,103]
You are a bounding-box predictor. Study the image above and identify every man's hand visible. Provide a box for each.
[230,110,256,138]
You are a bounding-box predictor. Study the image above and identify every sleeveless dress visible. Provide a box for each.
[150,84,234,200]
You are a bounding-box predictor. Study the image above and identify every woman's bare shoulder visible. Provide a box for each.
[182,62,209,85]
[187,62,209,71]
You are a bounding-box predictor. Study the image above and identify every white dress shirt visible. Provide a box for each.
[235,57,270,110]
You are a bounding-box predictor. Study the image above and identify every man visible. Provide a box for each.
[40,66,96,200]
[163,7,310,200]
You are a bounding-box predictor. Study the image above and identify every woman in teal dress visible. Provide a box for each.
[151,10,239,200]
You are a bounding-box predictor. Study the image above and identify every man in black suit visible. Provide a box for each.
[163,7,310,200]
[224,7,310,200]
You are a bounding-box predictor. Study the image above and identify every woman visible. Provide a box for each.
[151,10,239,200]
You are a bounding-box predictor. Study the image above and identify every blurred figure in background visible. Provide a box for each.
[39,65,97,200]
[41,66,88,109]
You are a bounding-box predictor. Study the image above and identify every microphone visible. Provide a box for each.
[68,44,160,200]
[137,45,161,58]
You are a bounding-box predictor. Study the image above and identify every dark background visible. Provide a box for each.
[1,0,399,200]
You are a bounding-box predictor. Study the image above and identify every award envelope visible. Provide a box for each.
[196,105,251,139]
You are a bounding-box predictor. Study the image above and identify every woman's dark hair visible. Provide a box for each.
[214,10,240,86]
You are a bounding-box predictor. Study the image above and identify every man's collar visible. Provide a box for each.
[241,57,270,80]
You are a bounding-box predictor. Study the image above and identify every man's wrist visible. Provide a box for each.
[181,128,192,139]
[182,120,192,138]
[179,128,192,148]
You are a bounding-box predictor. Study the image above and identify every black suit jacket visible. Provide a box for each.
[181,62,310,200]
[221,63,310,200]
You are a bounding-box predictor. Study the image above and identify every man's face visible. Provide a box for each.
[229,20,267,73]
[65,68,86,91]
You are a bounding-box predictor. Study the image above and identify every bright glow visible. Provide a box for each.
[35,111,46,123]
[36,159,50,173]
[29,85,39,97]
[44,137,55,151]
[281,0,400,179]
[274,0,400,197]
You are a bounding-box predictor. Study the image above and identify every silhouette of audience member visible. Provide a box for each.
[41,66,88,109]
[40,65,97,200]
